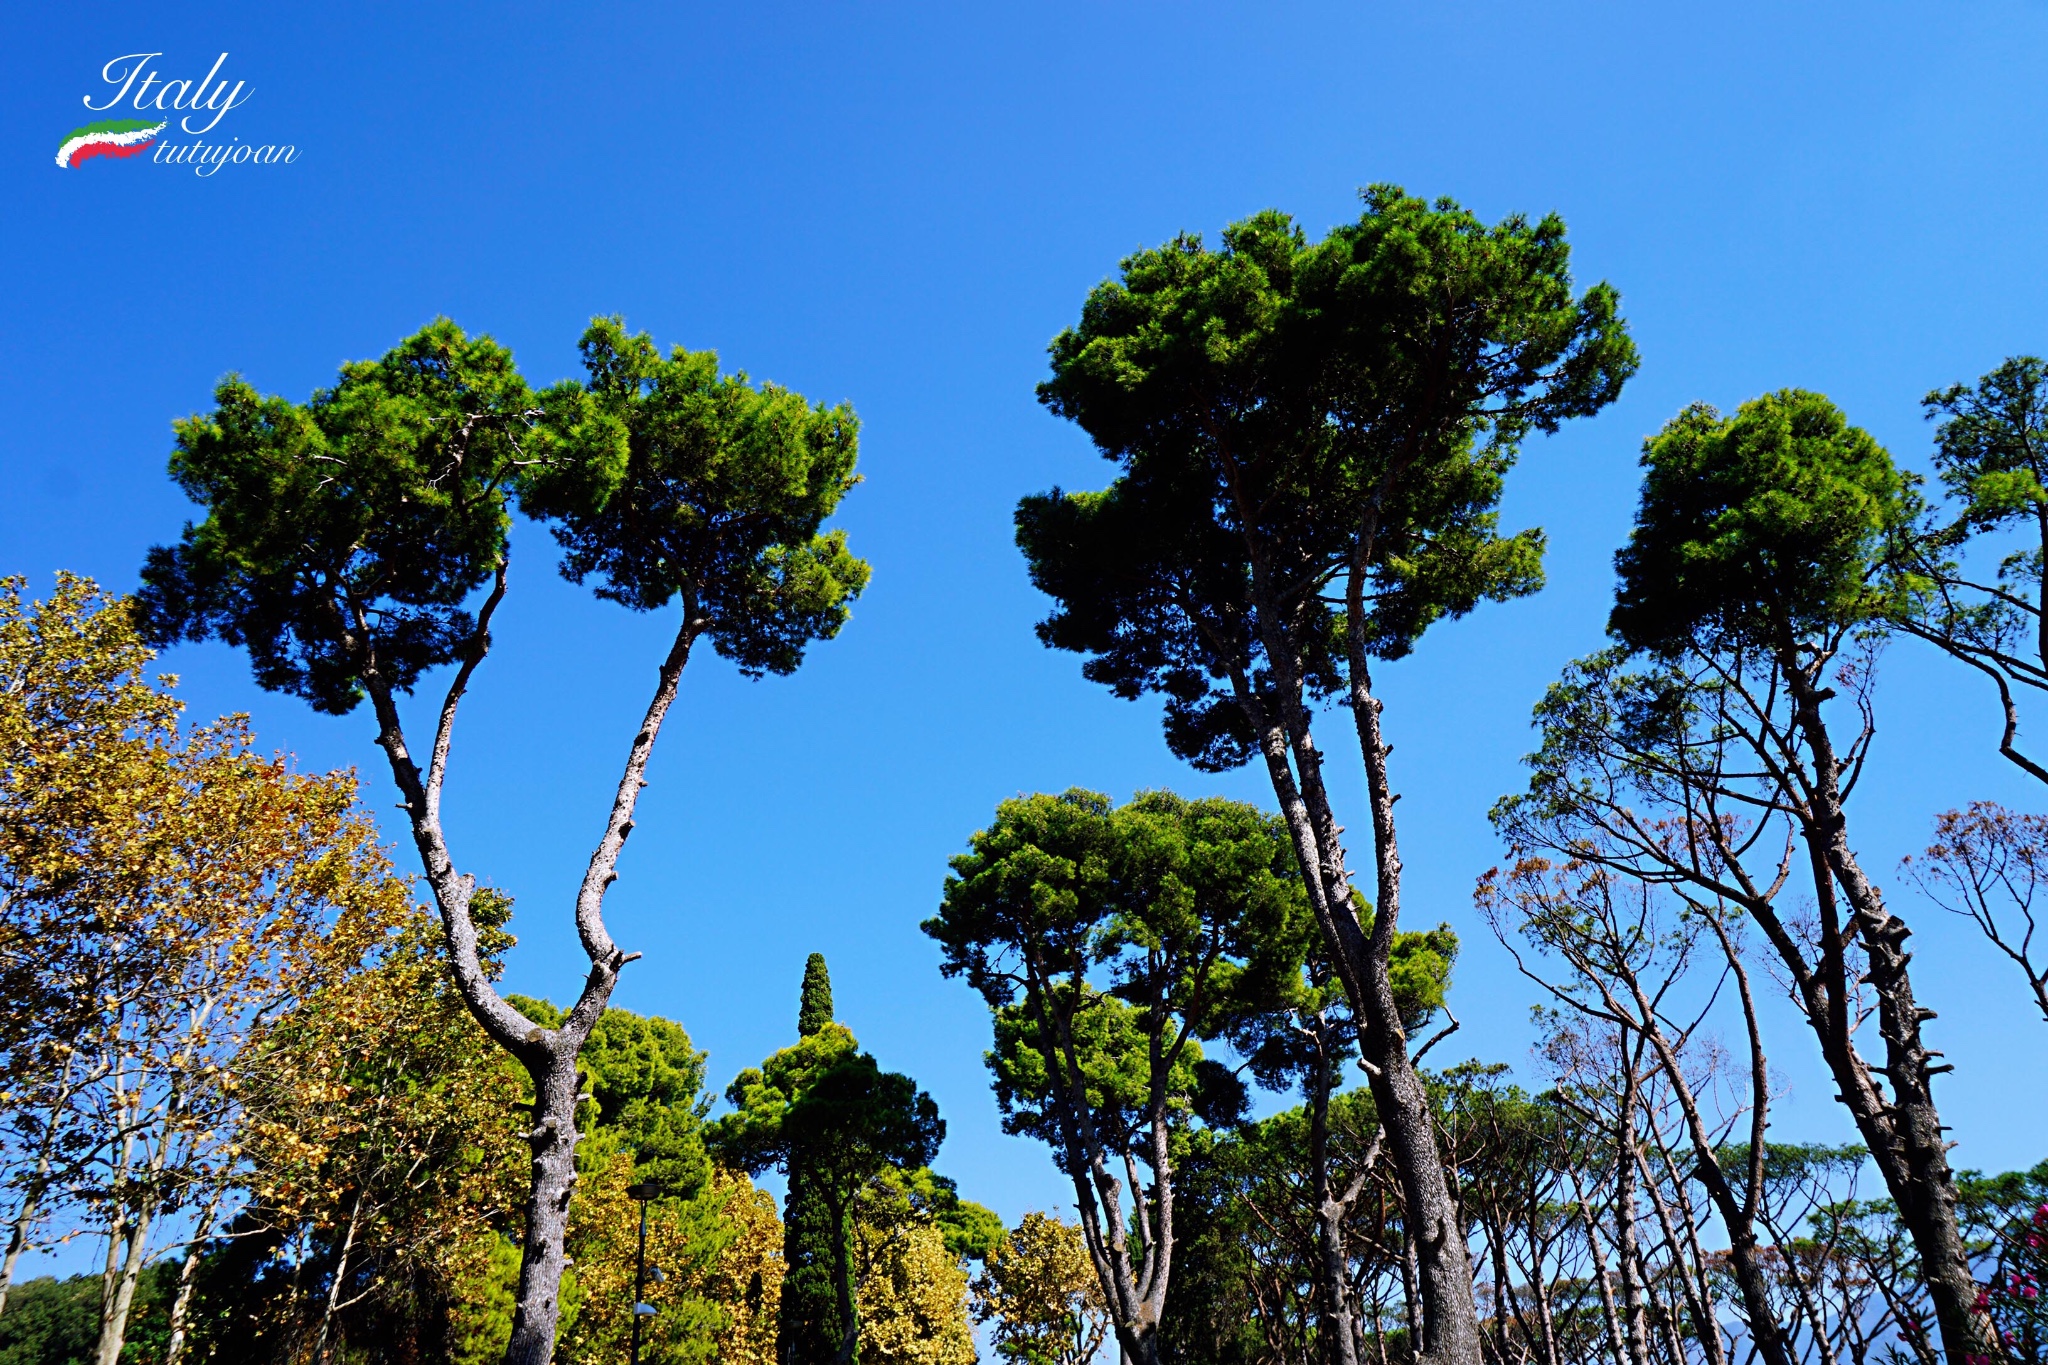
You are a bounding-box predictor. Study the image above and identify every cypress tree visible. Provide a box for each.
[780,955,841,1364]
[798,953,833,1037]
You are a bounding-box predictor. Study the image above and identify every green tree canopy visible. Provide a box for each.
[1925,356,2048,533]
[1018,196,1632,1365]
[1610,389,1917,657]
[1888,355,2048,783]
[711,1028,942,1205]
[521,317,868,674]
[138,316,869,709]
[1021,189,1634,770]
[711,1025,944,1365]
[1508,388,1993,1365]
[925,788,1312,1365]
[136,319,537,714]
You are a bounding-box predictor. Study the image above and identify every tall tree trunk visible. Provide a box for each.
[508,1044,582,1365]
[94,1201,155,1365]
[1486,1211,1520,1365]
[1309,1040,1364,1365]
[1633,1248,1686,1365]
[1632,1143,1725,1365]
[0,1189,43,1320]
[1523,1220,1559,1365]
[163,1187,223,1365]
[313,1189,366,1364]
[350,580,698,1365]
[1573,1188,1628,1365]
[1775,662,1993,1365]
[1612,943,1787,1365]
[1230,546,1482,1365]
[830,1192,862,1365]
[1609,1062,1651,1365]
[1340,563,1483,1365]
[1022,951,1173,1365]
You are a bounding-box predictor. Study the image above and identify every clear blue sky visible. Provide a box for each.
[6,1,2048,1248]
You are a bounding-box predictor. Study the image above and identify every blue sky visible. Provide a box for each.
[6,1,2048,1254]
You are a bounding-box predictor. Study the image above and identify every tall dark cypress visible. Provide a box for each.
[779,955,841,1364]
[798,953,833,1037]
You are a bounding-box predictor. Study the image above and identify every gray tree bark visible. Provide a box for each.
[1305,1015,1377,1365]
[163,1187,223,1365]
[349,565,700,1365]
[1772,658,1992,1365]
[1214,564,1481,1365]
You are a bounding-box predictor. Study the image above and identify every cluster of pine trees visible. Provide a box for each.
[7,187,2048,1365]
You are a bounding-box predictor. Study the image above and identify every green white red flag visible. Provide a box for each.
[55,119,166,168]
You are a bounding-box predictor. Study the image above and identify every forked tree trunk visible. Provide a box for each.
[1206,519,1484,1365]
[1023,958,1170,1365]
[349,576,701,1365]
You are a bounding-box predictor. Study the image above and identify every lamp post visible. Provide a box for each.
[626,1181,664,1365]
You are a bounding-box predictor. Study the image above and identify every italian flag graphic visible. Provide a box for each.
[55,119,167,168]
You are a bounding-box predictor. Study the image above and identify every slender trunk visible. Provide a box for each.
[1779,662,1992,1365]
[313,1189,366,1364]
[1614,951,1787,1365]
[1524,1223,1559,1365]
[1337,554,1483,1365]
[1635,1252,1686,1365]
[1227,535,1480,1365]
[94,1201,155,1365]
[1486,1212,1521,1365]
[163,1188,223,1365]
[1610,1070,1651,1365]
[1344,665,1482,1365]
[1633,1143,1724,1365]
[830,1192,861,1365]
[1310,1042,1364,1365]
[0,1188,43,1319]
[1401,1219,1424,1348]
[0,1054,83,1318]
[1574,1189,1628,1365]
[1020,950,1173,1364]
[1771,1215,1839,1365]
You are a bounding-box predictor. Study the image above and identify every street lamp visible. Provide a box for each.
[626,1181,666,1365]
